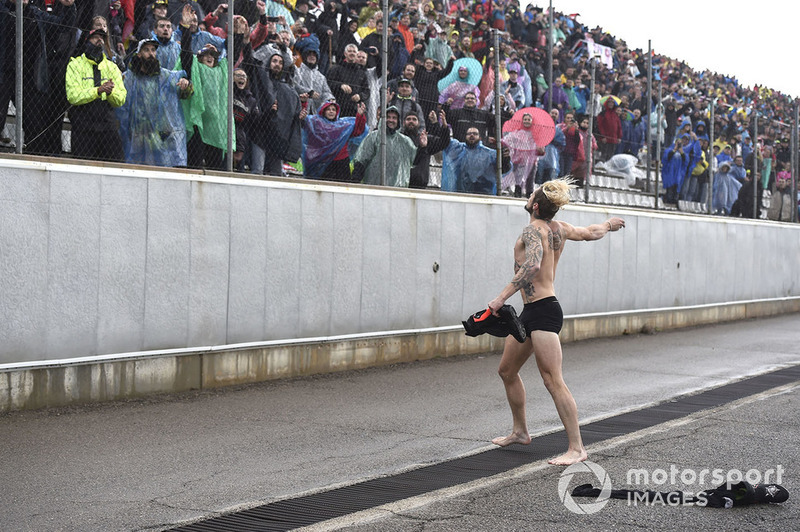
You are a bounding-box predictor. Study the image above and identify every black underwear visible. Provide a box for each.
[519,296,563,334]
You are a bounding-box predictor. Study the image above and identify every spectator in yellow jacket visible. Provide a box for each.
[66,28,126,162]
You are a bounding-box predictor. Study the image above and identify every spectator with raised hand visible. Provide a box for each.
[445,91,493,142]
[327,43,370,118]
[301,101,366,182]
[178,5,230,170]
[414,55,454,118]
[116,38,191,167]
[168,0,205,30]
[441,126,511,195]
[66,27,127,162]
[351,106,419,187]
[248,44,307,175]
[172,0,226,56]
[404,109,451,189]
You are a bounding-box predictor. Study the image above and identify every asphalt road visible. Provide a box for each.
[1,314,798,531]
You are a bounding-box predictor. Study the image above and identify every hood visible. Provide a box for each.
[318,101,340,120]
[384,105,401,132]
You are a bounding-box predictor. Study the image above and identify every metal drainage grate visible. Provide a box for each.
[169,364,800,531]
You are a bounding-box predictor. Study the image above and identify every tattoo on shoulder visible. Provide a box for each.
[550,223,563,250]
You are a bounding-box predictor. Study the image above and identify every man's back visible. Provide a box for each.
[513,219,562,304]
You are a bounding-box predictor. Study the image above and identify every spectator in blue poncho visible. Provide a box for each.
[442,127,511,195]
[117,38,192,167]
[302,101,367,182]
[661,134,691,205]
[153,16,182,70]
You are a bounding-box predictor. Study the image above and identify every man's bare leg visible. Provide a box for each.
[492,336,534,447]
[531,331,587,465]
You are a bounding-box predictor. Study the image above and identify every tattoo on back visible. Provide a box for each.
[551,223,563,251]
[511,225,543,299]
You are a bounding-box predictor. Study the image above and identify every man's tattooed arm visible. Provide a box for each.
[510,225,542,299]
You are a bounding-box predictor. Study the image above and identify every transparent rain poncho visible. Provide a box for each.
[352,115,416,187]
[117,68,188,167]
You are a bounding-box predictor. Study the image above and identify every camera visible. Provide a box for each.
[266,16,280,22]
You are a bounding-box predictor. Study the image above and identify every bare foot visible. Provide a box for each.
[491,432,532,447]
[548,448,588,465]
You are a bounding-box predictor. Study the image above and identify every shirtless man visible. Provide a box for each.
[487,178,625,465]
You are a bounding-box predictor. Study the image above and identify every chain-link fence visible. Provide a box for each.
[2,0,798,222]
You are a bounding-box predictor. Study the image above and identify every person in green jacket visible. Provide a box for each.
[65,28,126,162]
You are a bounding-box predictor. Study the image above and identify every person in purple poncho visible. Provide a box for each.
[438,59,481,110]
[301,100,367,182]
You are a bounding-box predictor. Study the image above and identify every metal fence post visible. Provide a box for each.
[645,40,652,188]
[546,0,553,112]
[15,0,23,153]
[227,2,234,172]
[708,99,715,215]
[494,29,501,195]
[380,0,388,187]
[583,57,595,203]
[753,110,758,218]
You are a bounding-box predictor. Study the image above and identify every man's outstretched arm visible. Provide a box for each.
[488,225,542,314]
[562,217,625,241]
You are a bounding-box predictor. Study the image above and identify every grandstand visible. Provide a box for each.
[1,0,797,221]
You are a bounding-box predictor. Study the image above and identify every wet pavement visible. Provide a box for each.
[1,314,798,531]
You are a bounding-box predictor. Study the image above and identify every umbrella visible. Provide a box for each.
[502,107,555,147]
[599,95,621,106]
[437,57,483,92]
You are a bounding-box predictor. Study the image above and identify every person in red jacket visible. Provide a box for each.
[596,97,622,163]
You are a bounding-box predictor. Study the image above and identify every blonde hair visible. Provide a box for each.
[540,177,576,208]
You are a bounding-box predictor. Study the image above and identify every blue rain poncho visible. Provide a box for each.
[302,102,368,178]
[117,67,188,167]
[712,166,742,214]
[442,138,503,195]
[661,137,690,190]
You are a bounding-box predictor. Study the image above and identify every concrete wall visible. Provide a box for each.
[1,159,799,410]
[2,158,799,367]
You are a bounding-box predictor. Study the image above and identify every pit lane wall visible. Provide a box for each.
[2,158,799,411]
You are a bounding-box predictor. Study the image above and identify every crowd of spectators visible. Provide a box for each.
[0,0,798,218]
